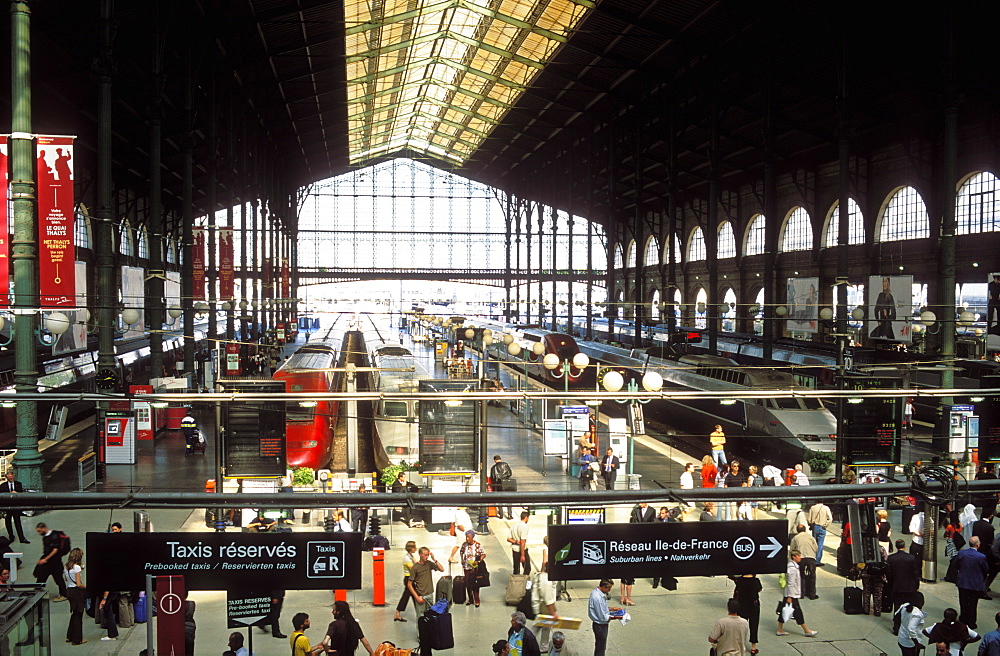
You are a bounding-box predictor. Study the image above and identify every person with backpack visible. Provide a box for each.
[490,455,514,520]
[33,522,68,601]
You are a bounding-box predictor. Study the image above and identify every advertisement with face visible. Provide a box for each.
[867,275,912,343]
[785,277,819,334]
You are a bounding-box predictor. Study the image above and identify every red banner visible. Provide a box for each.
[156,576,188,656]
[192,226,205,301]
[219,227,234,299]
[263,260,273,298]
[36,136,75,307]
[0,136,8,307]
[281,257,290,299]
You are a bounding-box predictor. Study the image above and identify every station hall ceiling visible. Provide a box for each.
[6,2,998,222]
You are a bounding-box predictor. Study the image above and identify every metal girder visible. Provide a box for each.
[349,55,527,91]
[347,96,499,133]
[349,77,513,112]
[348,29,546,72]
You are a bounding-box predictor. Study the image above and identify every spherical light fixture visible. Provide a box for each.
[502,334,514,346]
[959,310,975,327]
[507,342,522,357]
[168,305,183,319]
[464,328,475,339]
[482,328,493,339]
[221,302,232,311]
[696,302,706,314]
[851,307,865,321]
[819,307,834,321]
[121,308,140,326]
[483,334,494,346]
[920,310,936,326]
[572,352,590,369]
[542,353,560,370]
[642,371,664,392]
[601,370,624,393]
[45,312,71,336]
[531,342,545,356]
[774,305,788,317]
[749,304,760,315]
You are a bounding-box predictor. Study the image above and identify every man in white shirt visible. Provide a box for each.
[910,510,925,560]
[807,502,833,566]
[508,511,531,575]
[792,464,809,486]
[680,463,696,509]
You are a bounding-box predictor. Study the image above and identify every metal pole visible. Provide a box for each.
[10,0,43,490]
[215,400,225,531]
[346,363,358,474]
[145,574,155,655]
[181,37,195,375]
[477,359,490,534]
[147,4,164,380]
[95,0,116,374]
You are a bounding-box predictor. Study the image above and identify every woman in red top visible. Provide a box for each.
[701,455,718,488]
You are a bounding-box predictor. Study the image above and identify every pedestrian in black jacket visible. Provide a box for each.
[887,539,921,634]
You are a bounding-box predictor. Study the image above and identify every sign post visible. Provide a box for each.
[227,591,272,628]
[547,520,787,580]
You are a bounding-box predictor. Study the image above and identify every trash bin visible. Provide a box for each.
[626,474,642,490]
[134,510,152,532]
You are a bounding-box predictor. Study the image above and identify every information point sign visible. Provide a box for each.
[547,520,788,580]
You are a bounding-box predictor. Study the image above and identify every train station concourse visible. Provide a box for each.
[0,0,999,654]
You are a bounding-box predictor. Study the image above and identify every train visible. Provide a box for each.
[272,322,343,470]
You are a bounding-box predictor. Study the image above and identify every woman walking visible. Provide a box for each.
[458,529,486,607]
[731,573,762,654]
[64,547,86,646]
[393,541,418,622]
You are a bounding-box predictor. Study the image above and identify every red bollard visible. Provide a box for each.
[372,548,385,606]
[335,589,347,602]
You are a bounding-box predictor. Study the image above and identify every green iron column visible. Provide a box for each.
[147,7,164,380]
[182,50,195,375]
[10,0,43,489]
[94,0,116,374]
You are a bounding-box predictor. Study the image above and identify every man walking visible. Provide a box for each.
[588,579,619,656]
[708,598,750,656]
[180,409,198,456]
[490,454,514,520]
[789,525,819,599]
[887,539,921,634]
[807,502,833,566]
[978,611,1000,655]
[508,511,531,575]
[0,471,28,544]
[33,522,67,601]
[406,547,444,618]
[600,448,619,491]
[955,535,990,629]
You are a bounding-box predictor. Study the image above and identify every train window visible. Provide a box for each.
[383,401,408,417]
[775,398,800,409]
[802,398,825,410]
[287,404,315,423]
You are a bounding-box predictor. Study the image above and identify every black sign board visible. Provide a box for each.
[841,377,901,465]
[976,397,1000,462]
[546,520,787,581]
[219,380,286,477]
[418,379,479,473]
[86,532,362,591]
[227,592,272,628]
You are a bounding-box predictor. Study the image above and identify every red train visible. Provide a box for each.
[272,335,340,470]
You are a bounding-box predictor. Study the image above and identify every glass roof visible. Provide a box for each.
[345,0,594,165]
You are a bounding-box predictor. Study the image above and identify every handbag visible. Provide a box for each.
[449,523,456,537]
[475,560,491,588]
[779,601,795,623]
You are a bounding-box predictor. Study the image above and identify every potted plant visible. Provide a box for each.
[291,466,317,491]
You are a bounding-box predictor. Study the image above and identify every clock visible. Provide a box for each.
[96,368,119,391]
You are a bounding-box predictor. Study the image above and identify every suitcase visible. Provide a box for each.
[505,573,529,606]
[843,586,864,615]
[134,594,148,623]
[419,611,455,650]
[488,506,498,517]
[502,478,518,492]
[453,575,467,605]
[436,573,453,604]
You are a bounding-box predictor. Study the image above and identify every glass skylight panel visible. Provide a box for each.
[344,0,592,164]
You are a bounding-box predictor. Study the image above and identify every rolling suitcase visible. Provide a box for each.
[436,568,453,604]
[452,574,467,605]
[505,573,528,606]
[843,585,864,614]
[419,611,455,650]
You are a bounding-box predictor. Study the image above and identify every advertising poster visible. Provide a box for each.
[36,136,75,307]
[219,227,234,299]
[867,275,913,343]
[785,277,819,334]
[121,266,146,339]
[192,226,205,301]
[0,136,8,306]
[988,272,1000,336]
[165,272,181,330]
[52,261,88,355]
[281,257,290,299]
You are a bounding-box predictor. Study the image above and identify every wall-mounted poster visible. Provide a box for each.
[867,275,913,343]
[988,272,1000,336]
[785,277,819,334]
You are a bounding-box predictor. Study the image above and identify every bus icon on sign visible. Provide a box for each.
[307,541,346,579]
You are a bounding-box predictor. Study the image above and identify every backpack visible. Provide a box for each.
[498,462,512,481]
[54,531,71,557]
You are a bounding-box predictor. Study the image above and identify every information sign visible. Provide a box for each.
[418,379,478,473]
[156,576,187,656]
[87,532,363,591]
[547,520,787,580]
[227,591,272,628]
[842,377,901,465]
[543,419,569,456]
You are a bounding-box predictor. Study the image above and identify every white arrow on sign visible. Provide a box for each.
[230,615,269,626]
[761,536,783,559]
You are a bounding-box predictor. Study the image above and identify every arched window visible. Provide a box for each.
[650,289,660,320]
[779,207,813,252]
[687,228,706,262]
[137,228,149,259]
[74,210,91,249]
[745,214,765,256]
[753,288,765,335]
[625,240,637,268]
[824,198,865,247]
[614,288,624,319]
[613,245,624,270]
[956,171,1000,235]
[722,288,737,331]
[878,186,930,241]
[664,234,682,264]
[694,287,708,329]
[165,238,177,264]
[644,237,660,266]
[717,222,736,259]
[118,223,133,256]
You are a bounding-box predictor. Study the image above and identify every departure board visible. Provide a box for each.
[976,397,1000,462]
[220,380,286,477]
[418,379,479,473]
[842,377,901,465]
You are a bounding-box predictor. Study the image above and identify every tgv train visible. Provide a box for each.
[272,324,342,470]
[371,340,429,466]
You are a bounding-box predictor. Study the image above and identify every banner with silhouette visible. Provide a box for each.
[36,136,75,307]
[219,227,234,299]
[192,226,205,301]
